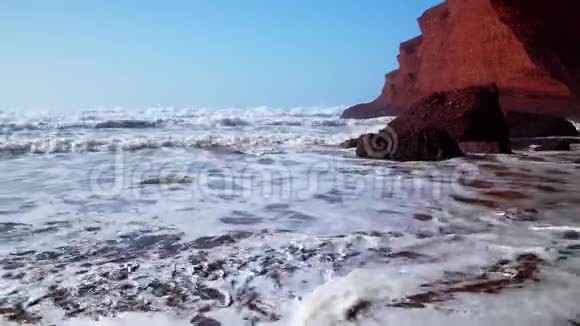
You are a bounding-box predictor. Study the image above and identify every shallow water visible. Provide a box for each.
[0,107,580,325]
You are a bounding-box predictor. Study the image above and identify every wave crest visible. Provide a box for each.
[0,133,359,157]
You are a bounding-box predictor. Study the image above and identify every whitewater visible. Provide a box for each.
[1,107,580,325]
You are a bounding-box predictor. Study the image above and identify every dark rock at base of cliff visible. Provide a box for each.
[387,84,512,154]
[507,111,578,138]
[353,84,511,160]
[339,138,359,149]
[356,127,463,162]
[341,102,398,119]
[459,141,507,154]
[533,140,572,152]
[534,140,571,152]
[511,138,580,152]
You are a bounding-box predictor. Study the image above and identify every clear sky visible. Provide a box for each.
[0,0,441,110]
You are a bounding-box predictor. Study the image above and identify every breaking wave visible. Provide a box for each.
[1,106,580,326]
[0,106,392,158]
[0,106,392,134]
[0,133,356,157]
[0,118,254,134]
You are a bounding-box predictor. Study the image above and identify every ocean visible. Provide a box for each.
[1,107,580,325]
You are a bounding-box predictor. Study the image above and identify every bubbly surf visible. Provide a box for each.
[1,107,580,325]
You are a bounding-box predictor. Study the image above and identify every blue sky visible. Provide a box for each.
[0,0,440,110]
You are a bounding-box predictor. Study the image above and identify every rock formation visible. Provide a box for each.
[506,111,579,138]
[343,0,580,120]
[390,84,511,153]
[355,84,510,161]
[490,0,580,100]
[511,138,580,152]
[356,127,463,161]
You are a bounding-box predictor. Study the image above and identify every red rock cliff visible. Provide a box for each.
[490,0,580,99]
[342,0,580,119]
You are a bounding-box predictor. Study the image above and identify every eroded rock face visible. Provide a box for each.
[343,0,580,119]
[490,0,580,99]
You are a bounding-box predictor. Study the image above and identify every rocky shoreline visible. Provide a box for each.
[2,142,580,324]
[343,83,579,162]
[3,222,580,325]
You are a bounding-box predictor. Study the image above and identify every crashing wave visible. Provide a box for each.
[0,106,389,158]
[0,120,165,134]
[0,106,347,130]
[0,132,359,157]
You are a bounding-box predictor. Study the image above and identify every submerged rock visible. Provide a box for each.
[533,140,572,152]
[189,232,253,250]
[139,176,193,185]
[95,120,159,129]
[293,253,544,325]
[390,253,544,309]
[339,138,359,149]
[563,230,580,240]
[0,305,42,324]
[511,138,579,152]
[190,315,221,326]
